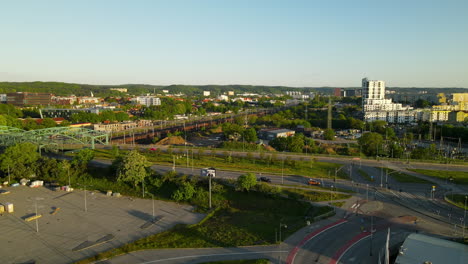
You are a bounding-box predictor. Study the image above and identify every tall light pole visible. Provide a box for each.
[35,200,39,233]
[67,166,71,187]
[279,222,287,263]
[79,184,93,212]
[209,173,212,209]
[7,164,10,184]
[366,184,369,201]
[380,167,383,188]
[369,215,374,256]
[464,195,467,239]
[281,157,284,185]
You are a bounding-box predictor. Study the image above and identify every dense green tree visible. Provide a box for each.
[236,172,257,191]
[358,132,384,157]
[115,112,130,122]
[289,133,305,152]
[0,142,40,180]
[41,118,57,128]
[72,148,95,171]
[172,182,196,201]
[115,150,149,187]
[323,129,335,140]
[222,123,244,141]
[243,128,258,143]
[414,99,431,108]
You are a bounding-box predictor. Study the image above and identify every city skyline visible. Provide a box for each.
[1,0,467,87]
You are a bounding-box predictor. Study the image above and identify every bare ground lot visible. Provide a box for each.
[0,186,204,264]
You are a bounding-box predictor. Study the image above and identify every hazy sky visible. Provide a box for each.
[1,0,467,87]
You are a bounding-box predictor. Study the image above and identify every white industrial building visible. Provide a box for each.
[131,96,161,106]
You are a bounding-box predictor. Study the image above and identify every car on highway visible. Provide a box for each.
[307,179,321,186]
[259,177,271,183]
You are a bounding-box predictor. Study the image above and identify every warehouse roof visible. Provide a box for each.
[395,233,468,264]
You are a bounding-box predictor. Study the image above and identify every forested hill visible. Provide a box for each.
[0,82,319,97]
[0,82,466,97]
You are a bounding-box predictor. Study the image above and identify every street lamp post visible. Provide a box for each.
[369,215,374,256]
[35,200,39,233]
[281,157,284,185]
[366,184,369,201]
[78,184,93,212]
[380,167,383,188]
[279,222,287,263]
[464,196,467,239]
[209,173,212,209]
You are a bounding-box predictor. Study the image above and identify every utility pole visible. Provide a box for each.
[209,174,212,209]
[366,184,369,201]
[281,157,284,184]
[369,215,374,256]
[35,200,39,233]
[327,97,332,130]
[380,167,383,188]
[464,196,467,239]
[172,155,176,171]
[84,185,88,212]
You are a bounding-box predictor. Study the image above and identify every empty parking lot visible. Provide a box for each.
[0,185,204,264]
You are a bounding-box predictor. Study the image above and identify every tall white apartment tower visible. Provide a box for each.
[361,77,414,123]
[362,77,385,102]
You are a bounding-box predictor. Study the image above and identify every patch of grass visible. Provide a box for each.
[331,201,345,207]
[445,194,468,210]
[200,260,269,264]
[384,168,434,184]
[358,169,374,182]
[278,183,354,194]
[89,148,348,180]
[281,187,351,202]
[409,169,468,185]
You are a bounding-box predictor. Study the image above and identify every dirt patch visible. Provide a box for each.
[390,215,418,224]
[155,136,187,145]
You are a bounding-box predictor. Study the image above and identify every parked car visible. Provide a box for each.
[307,179,321,186]
[259,177,271,183]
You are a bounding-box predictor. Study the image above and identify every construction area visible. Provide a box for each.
[0,184,204,263]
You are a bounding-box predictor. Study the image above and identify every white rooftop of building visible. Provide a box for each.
[395,233,468,264]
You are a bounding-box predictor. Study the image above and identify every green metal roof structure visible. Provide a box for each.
[0,126,109,149]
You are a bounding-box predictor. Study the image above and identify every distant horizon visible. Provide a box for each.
[1,80,467,90]
[1,1,467,87]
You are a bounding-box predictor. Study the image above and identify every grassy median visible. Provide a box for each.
[409,169,468,185]
[90,148,348,180]
[384,168,434,184]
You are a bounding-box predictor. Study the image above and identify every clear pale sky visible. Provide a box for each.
[1,0,467,87]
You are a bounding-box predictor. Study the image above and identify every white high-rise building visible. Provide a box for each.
[362,78,414,123]
[131,96,161,106]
